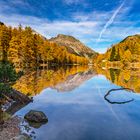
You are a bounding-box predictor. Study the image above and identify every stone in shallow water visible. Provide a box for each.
[12,134,31,140]
[28,121,46,129]
[24,110,48,123]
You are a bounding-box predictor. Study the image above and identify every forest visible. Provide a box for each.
[1,22,140,70]
[0,22,89,69]
[95,34,140,65]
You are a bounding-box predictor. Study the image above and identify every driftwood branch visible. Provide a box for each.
[104,88,134,104]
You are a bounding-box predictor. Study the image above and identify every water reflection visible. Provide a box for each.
[12,66,140,140]
[95,67,140,93]
[13,66,140,97]
[13,66,96,95]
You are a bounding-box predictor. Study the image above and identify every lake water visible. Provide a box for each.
[12,66,140,140]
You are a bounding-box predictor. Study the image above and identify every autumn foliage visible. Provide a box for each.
[0,23,89,68]
[95,34,140,65]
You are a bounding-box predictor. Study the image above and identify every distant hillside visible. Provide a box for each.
[49,34,97,59]
[96,34,140,64]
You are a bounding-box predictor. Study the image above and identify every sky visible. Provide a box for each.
[0,0,140,53]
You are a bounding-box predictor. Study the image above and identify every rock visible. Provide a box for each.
[12,134,31,140]
[0,116,21,140]
[24,110,48,123]
[28,121,45,128]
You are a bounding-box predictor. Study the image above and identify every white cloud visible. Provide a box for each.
[73,11,112,22]
[0,0,30,12]
[0,13,98,38]
[0,0,138,53]
[64,0,85,5]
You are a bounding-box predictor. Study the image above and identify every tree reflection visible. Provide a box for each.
[95,66,140,94]
[13,66,95,95]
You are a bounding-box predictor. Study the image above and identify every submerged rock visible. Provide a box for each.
[24,110,48,123]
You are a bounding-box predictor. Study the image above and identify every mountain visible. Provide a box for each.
[96,34,140,64]
[49,34,97,59]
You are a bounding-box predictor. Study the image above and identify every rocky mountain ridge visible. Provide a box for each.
[49,34,97,59]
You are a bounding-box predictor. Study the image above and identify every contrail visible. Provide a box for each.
[96,0,126,43]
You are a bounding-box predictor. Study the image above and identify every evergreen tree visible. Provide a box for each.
[110,47,116,61]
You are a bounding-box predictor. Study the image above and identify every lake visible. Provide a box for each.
[6,66,140,139]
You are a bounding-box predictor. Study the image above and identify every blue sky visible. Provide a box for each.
[0,0,140,53]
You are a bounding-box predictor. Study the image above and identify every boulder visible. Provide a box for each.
[24,110,48,123]
[28,121,45,128]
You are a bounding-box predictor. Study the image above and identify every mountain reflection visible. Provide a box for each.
[53,70,96,92]
[13,66,96,95]
[13,66,140,96]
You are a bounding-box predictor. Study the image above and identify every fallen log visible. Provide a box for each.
[10,89,32,103]
[2,88,32,104]
[1,88,32,115]
[6,101,30,115]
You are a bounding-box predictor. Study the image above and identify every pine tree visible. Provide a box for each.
[110,47,116,61]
